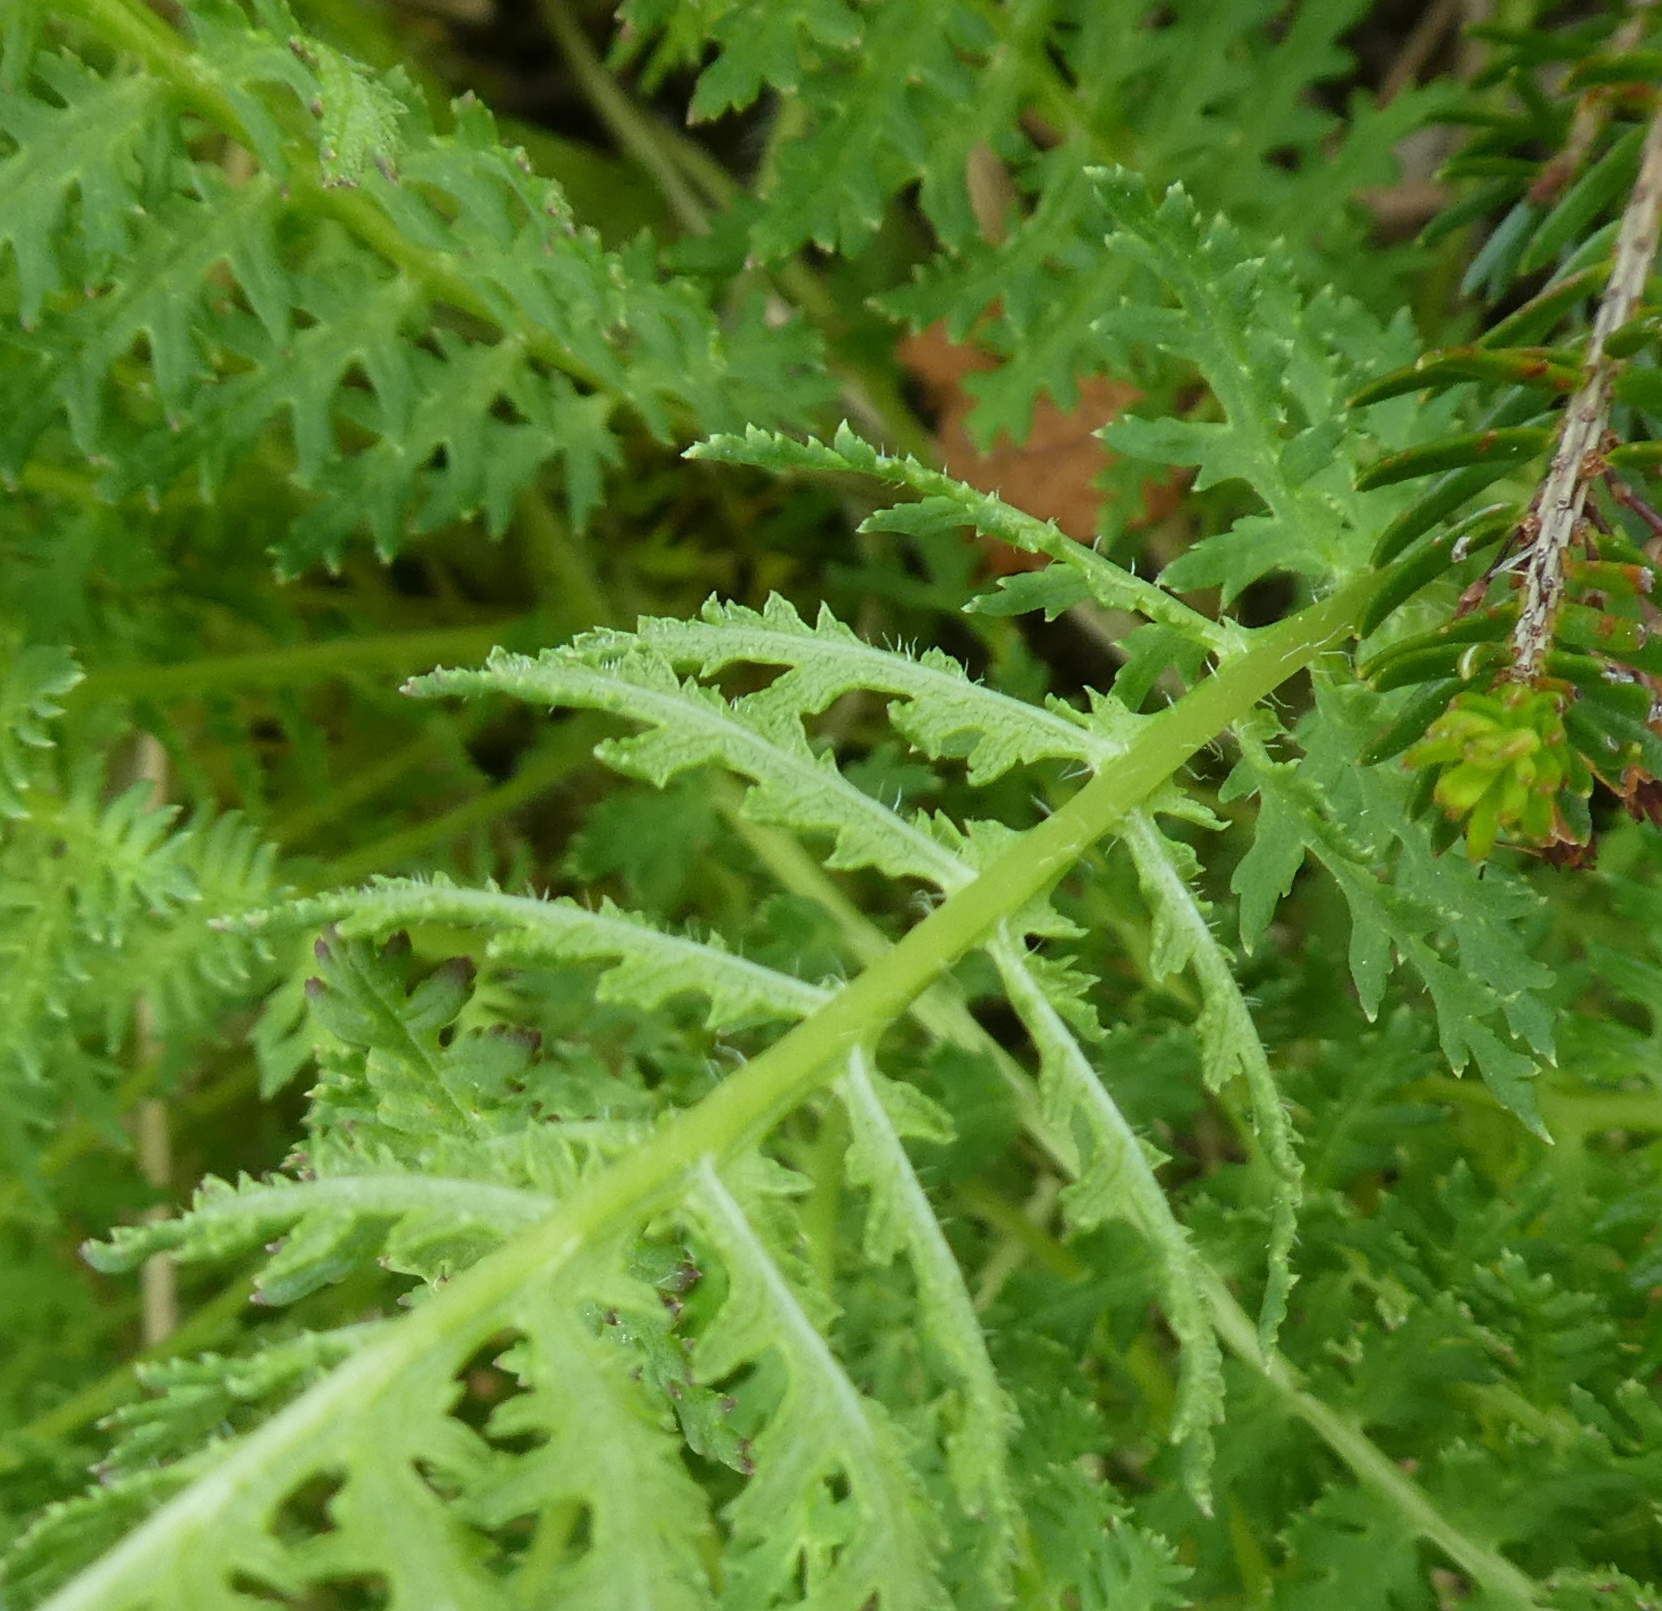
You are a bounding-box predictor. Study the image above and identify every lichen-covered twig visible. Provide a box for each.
[1513,104,1662,679]
[1526,3,1656,207]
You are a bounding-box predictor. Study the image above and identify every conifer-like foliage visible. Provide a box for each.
[6,3,1662,1608]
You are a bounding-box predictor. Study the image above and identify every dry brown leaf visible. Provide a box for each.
[897,319,1164,573]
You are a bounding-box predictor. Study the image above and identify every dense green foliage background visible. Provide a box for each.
[5,2,1662,1607]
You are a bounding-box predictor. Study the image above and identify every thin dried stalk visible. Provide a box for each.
[1513,103,1662,679]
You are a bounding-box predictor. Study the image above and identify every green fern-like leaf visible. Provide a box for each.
[1229,687,1556,1135]
[0,644,80,817]
[0,8,829,569]
[409,645,976,889]
[838,1050,1019,1586]
[693,1163,947,1609]
[688,423,1237,652]
[0,53,167,329]
[1090,171,1450,602]
[234,874,831,1028]
[990,932,1225,1511]
[594,592,1134,781]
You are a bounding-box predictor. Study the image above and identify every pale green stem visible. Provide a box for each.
[0,1274,256,1475]
[714,783,1042,1123]
[1547,1089,1662,1136]
[274,724,473,849]
[75,622,524,702]
[40,578,1369,1609]
[959,1176,1077,1303]
[515,492,615,629]
[794,1099,846,1299]
[318,722,599,883]
[534,0,710,234]
[716,604,1545,1598]
[0,1060,251,1223]
[1204,1275,1544,1610]
[1414,1073,1662,1140]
